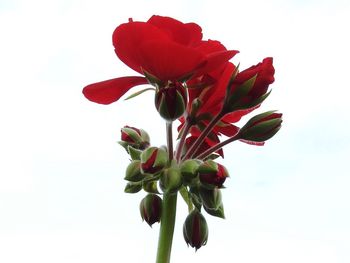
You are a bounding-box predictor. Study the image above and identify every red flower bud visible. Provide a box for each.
[183,209,208,250]
[239,111,282,143]
[139,194,162,227]
[198,160,229,189]
[155,81,187,121]
[224,58,275,112]
[140,147,168,174]
[120,126,150,150]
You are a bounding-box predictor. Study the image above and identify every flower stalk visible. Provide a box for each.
[155,121,177,263]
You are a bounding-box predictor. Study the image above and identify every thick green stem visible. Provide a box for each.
[156,192,177,263]
[155,121,177,263]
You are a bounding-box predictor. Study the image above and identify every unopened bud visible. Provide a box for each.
[198,160,229,189]
[139,194,162,227]
[120,126,150,150]
[155,81,187,121]
[140,147,168,175]
[160,167,183,193]
[238,111,282,142]
[180,159,201,183]
[124,160,143,182]
[183,209,208,250]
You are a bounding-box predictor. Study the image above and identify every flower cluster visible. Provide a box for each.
[83,15,282,254]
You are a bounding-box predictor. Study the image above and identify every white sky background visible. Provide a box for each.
[0,0,349,262]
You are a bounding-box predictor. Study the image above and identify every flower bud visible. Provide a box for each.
[120,126,150,150]
[223,58,275,113]
[124,160,143,182]
[199,187,222,211]
[139,194,162,227]
[155,81,187,121]
[160,167,183,193]
[180,159,201,184]
[140,147,168,175]
[183,209,208,250]
[198,160,229,189]
[238,111,282,142]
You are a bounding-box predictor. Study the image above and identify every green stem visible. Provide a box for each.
[166,122,174,161]
[156,192,177,263]
[155,121,177,263]
[175,121,191,162]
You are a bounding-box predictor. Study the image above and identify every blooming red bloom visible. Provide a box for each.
[83,15,237,105]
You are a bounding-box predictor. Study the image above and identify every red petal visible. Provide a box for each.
[148,15,202,46]
[203,63,235,110]
[83,76,148,104]
[113,21,170,74]
[213,122,240,137]
[138,41,205,81]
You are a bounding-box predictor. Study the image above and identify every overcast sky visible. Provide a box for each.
[1,0,350,262]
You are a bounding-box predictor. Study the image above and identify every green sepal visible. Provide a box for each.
[204,203,225,219]
[124,87,155,100]
[203,154,220,161]
[224,74,257,112]
[127,146,142,160]
[142,69,163,88]
[118,141,129,151]
[124,182,142,193]
[143,180,160,194]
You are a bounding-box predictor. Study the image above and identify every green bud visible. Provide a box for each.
[141,147,168,175]
[155,81,187,121]
[120,126,150,150]
[139,194,162,227]
[160,167,183,193]
[239,111,283,142]
[183,209,208,250]
[124,160,143,182]
[198,160,229,189]
[180,159,201,184]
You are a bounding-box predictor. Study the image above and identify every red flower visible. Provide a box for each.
[83,15,237,105]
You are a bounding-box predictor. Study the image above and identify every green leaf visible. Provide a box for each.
[124,88,155,100]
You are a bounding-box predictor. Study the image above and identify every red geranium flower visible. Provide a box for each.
[83,15,237,105]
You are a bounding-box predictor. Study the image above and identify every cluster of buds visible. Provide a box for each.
[122,124,230,249]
